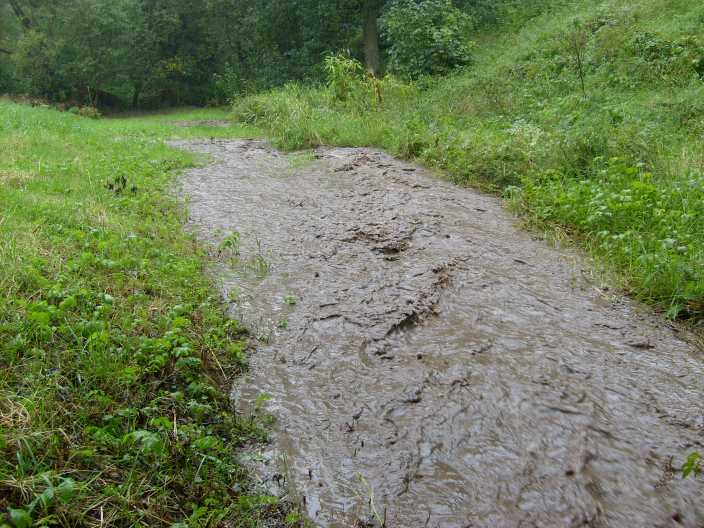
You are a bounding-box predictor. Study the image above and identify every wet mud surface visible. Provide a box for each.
[174,119,232,128]
[173,138,704,528]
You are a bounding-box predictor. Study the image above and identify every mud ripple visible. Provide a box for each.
[173,139,704,528]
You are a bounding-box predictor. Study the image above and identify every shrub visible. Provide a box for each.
[628,32,704,84]
[517,158,704,318]
[324,53,366,102]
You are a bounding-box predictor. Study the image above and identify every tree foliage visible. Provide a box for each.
[0,0,534,107]
[383,0,474,78]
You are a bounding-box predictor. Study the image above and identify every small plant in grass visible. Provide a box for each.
[218,230,241,257]
[105,174,137,194]
[566,19,589,98]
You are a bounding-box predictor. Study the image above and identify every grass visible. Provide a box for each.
[233,0,704,324]
[0,102,302,526]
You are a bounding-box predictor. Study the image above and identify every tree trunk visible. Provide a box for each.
[363,0,381,76]
[132,81,142,108]
[0,47,13,54]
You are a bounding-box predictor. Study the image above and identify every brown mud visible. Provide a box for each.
[174,119,232,128]
[173,138,704,528]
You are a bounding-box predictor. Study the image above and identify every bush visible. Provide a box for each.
[323,53,366,102]
[0,58,19,94]
[627,32,704,84]
[382,0,475,79]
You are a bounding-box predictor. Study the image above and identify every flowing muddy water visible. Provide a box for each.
[173,138,704,528]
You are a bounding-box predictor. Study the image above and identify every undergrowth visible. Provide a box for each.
[0,104,296,526]
[233,0,704,322]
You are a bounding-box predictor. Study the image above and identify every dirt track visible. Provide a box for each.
[174,138,704,528]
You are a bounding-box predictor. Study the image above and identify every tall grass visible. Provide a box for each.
[233,0,704,321]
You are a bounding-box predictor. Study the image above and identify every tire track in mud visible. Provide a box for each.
[172,138,704,528]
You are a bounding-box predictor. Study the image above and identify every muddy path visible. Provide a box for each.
[173,138,704,528]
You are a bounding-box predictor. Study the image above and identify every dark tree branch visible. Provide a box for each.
[0,47,14,54]
[7,0,33,29]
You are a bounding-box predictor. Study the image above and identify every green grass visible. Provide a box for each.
[0,102,301,526]
[233,0,704,323]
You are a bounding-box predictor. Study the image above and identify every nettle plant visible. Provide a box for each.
[518,157,704,318]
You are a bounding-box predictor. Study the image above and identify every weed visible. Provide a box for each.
[683,452,702,478]
[218,231,241,257]
[256,327,273,343]
[250,240,271,277]
[566,18,589,97]
[227,287,241,303]
[324,53,365,102]
[105,174,137,194]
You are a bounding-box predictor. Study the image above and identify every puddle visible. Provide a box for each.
[173,138,704,528]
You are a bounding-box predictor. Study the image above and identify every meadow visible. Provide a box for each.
[0,103,298,526]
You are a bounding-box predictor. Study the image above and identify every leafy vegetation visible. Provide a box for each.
[0,0,551,108]
[0,0,384,107]
[233,0,704,323]
[0,102,298,526]
[382,0,475,78]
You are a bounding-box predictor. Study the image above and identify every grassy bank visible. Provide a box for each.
[234,0,704,323]
[0,103,293,526]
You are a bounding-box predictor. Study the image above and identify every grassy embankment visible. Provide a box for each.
[0,104,298,526]
[234,0,704,324]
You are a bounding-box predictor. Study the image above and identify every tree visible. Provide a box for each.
[1,0,485,107]
[382,0,474,78]
[0,5,16,54]
[7,0,33,30]
[363,0,383,75]
[6,0,228,106]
